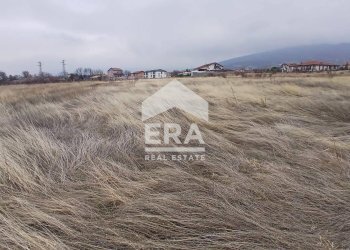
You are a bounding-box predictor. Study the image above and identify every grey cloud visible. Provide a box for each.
[0,0,349,75]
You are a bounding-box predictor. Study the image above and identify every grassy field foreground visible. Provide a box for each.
[0,76,350,249]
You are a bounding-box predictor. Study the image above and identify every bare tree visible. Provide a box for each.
[22,71,31,79]
[92,69,104,75]
[123,70,131,77]
[0,71,7,83]
[83,68,93,77]
[75,68,83,77]
[8,75,19,81]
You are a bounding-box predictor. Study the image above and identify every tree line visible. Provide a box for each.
[0,67,105,85]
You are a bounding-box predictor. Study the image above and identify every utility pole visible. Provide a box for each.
[62,60,66,77]
[38,61,42,76]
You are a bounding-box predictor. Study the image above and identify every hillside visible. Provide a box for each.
[220,43,350,69]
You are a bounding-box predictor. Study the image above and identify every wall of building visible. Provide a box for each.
[108,70,123,78]
[144,71,167,79]
[282,64,340,72]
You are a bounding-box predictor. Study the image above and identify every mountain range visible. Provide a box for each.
[220,43,350,69]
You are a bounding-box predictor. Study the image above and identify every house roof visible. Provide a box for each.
[90,75,101,79]
[282,63,298,66]
[300,61,339,66]
[194,62,223,70]
[145,69,167,73]
[132,71,144,74]
[284,61,339,67]
[108,67,123,71]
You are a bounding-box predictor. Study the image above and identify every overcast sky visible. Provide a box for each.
[1,0,349,75]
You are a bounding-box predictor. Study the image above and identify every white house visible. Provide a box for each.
[144,69,168,79]
[194,62,224,71]
[281,61,340,73]
[191,62,224,76]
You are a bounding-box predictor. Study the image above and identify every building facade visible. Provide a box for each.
[193,62,224,71]
[129,71,145,79]
[191,62,224,76]
[144,69,168,79]
[281,61,340,72]
[107,68,123,79]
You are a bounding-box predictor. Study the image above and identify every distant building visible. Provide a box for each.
[90,75,102,81]
[281,63,297,73]
[344,62,350,70]
[178,70,192,77]
[129,71,145,79]
[193,62,224,71]
[191,62,224,76]
[107,68,123,79]
[281,61,340,72]
[144,69,168,79]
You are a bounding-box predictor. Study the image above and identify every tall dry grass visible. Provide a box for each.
[0,76,349,249]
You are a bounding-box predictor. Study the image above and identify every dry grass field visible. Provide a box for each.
[0,76,350,249]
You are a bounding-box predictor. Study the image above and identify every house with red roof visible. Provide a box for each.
[281,61,340,72]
